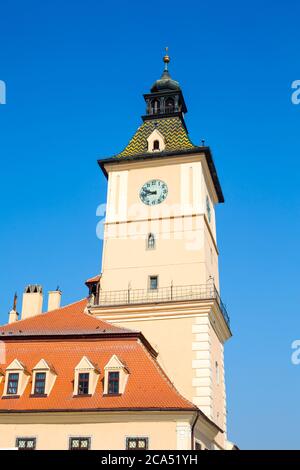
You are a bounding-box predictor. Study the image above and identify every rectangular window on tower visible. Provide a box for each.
[149,276,158,290]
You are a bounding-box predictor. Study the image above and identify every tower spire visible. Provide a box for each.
[163,47,170,72]
[142,48,187,122]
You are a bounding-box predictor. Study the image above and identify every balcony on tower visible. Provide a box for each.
[89,282,230,330]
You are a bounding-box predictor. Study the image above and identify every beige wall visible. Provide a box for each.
[0,412,192,450]
[100,155,219,293]
[98,304,228,446]
[115,315,195,401]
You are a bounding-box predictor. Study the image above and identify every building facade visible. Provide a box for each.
[0,53,235,450]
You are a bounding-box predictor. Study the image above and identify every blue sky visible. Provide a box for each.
[1,0,300,449]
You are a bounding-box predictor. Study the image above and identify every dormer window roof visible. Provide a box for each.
[74,356,100,397]
[31,359,57,397]
[147,129,165,153]
[104,355,129,396]
[4,359,30,397]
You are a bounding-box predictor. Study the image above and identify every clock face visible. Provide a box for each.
[139,179,168,205]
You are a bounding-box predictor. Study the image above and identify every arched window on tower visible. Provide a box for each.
[151,99,160,115]
[147,233,155,250]
[165,97,174,113]
[153,140,160,151]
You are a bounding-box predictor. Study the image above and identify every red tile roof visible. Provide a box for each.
[0,297,197,413]
[0,299,134,337]
[85,274,101,285]
[0,337,196,412]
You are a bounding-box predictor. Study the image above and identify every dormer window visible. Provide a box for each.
[7,373,19,395]
[4,359,29,397]
[147,233,155,250]
[34,372,46,395]
[147,129,166,153]
[78,373,89,395]
[31,359,56,397]
[74,356,100,397]
[108,371,119,395]
[104,355,129,396]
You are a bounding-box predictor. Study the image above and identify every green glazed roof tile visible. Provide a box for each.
[116,117,196,158]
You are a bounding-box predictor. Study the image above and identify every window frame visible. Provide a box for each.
[165,97,174,113]
[16,437,36,450]
[33,372,46,395]
[69,437,91,451]
[77,372,90,396]
[7,372,19,395]
[149,275,158,290]
[107,371,120,395]
[126,437,149,450]
[152,140,160,151]
[147,233,156,250]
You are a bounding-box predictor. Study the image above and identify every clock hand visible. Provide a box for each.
[144,190,157,195]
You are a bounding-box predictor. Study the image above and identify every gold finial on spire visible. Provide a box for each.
[163,46,170,64]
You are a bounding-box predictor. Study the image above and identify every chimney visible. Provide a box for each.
[21,285,43,320]
[48,289,61,311]
[8,309,19,324]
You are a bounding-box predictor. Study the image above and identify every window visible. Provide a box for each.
[165,97,174,113]
[34,372,46,395]
[16,438,36,450]
[147,233,155,250]
[69,437,91,451]
[149,276,158,290]
[108,371,119,394]
[126,437,148,450]
[78,373,89,395]
[206,195,211,223]
[151,99,160,114]
[7,373,19,395]
[153,140,160,151]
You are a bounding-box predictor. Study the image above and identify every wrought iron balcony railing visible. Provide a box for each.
[92,284,230,328]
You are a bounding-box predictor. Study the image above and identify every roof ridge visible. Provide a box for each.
[0,298,88,328]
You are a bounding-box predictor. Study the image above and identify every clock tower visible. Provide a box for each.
[91,52,232,449]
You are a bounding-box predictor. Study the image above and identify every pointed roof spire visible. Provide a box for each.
[151,48,181,92]
[163,47,170,70]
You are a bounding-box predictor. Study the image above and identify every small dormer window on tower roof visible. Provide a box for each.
[147,129,165,153]
[153,140,160,151]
